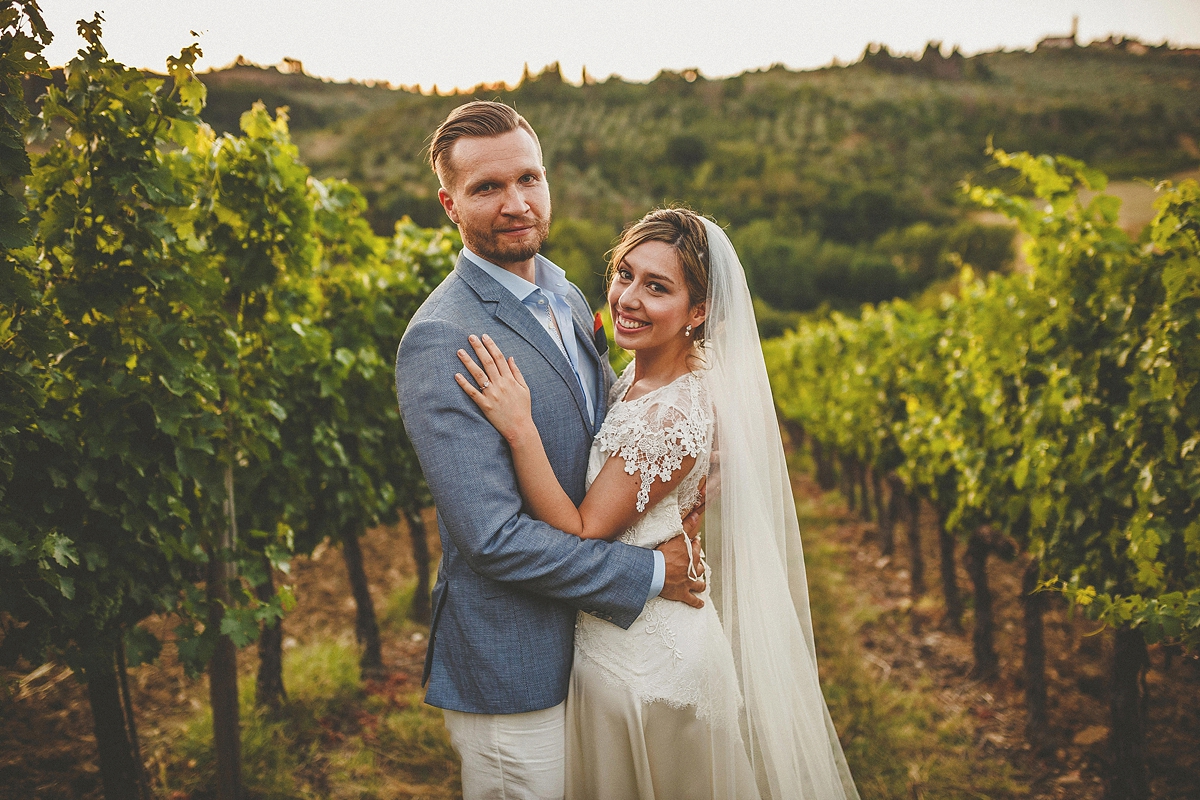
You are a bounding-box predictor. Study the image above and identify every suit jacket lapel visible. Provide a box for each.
[457,256,592,430]
[565,297,612,435]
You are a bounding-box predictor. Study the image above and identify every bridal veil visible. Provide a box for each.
[699,218,860,800]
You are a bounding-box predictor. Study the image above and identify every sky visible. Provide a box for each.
[40,1,1200,91]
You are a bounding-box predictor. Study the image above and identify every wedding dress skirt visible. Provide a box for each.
[564,368,759,800]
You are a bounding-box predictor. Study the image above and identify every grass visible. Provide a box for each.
[156,638,458,799]
[798,489,1028,799]
[383,579,419,631]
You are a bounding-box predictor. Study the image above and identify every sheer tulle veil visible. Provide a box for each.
[699,217,860,800]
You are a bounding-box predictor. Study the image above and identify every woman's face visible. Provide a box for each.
[607,240,701,357]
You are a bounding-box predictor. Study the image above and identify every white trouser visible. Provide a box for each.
[442,702,566,800]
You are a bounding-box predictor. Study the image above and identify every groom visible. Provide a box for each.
[395,101,706,799]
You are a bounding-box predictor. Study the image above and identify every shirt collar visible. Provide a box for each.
[463,247,571,303]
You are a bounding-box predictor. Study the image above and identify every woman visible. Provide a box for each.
[455,209,858,800]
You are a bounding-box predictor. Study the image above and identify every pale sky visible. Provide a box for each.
[41,1,1200,90]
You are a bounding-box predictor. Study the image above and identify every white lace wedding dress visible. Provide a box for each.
[564,363,760,800]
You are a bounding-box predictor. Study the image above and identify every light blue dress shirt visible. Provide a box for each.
[463,248,666,601]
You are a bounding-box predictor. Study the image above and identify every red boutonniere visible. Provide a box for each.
[593,312,608,355]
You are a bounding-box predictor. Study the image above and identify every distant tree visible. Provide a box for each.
[542,217,619,307]
[732,220,819,311]
[665,134,708,170]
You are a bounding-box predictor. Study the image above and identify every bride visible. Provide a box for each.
[454,208,859,800]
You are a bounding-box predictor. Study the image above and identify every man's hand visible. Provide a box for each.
[657,533,705,608]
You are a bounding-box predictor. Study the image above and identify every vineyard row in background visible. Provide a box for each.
[3,10,445,799]
[764,150,1199,800]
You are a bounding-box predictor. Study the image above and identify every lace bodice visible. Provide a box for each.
[587,365,712,546]
[576,363,739,727]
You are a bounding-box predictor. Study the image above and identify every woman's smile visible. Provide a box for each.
[614,312,650,332]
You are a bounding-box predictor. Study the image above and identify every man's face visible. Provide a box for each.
[437,129,551,268]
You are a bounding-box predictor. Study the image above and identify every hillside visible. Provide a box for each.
[201,45,1200,312]
[200,60,401,135]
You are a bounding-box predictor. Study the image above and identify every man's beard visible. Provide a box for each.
[463,215,551,266]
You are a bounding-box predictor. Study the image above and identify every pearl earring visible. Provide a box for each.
[685,324,693,337]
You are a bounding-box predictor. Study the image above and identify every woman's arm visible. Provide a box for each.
[577,450,697,540]
[456,335,695,541]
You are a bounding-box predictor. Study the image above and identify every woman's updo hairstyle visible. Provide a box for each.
[607,207,710,341]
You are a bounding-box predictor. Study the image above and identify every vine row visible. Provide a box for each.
[765,149,1199,799]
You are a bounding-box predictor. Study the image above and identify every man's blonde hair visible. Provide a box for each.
[429,101,542,188]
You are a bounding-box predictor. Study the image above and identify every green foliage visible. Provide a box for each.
[0,15,464,797]
[769,150,1200,650]
[735,217,1013,313]
[2,17,219,668]
[285,176,456,562]
[169,101,325,667]
[752,297,802,339]
[541,216,617,307]
[1,15,455,683]
[875,220,1015,287]
[0,2,60,620]
[0,0,50,248]
[734,221,822,310]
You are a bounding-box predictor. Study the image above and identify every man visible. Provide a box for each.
[394,101,706,799]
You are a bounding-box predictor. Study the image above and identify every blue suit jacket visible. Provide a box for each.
[396,254,655,714]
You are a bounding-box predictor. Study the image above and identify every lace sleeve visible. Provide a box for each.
[595,374,712,513]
